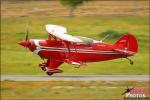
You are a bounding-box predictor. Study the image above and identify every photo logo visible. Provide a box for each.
[122,87,149,100]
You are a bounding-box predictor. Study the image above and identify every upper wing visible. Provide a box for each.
[45,24,82,43]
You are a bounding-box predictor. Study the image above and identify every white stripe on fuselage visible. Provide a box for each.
[32,40,44,54]
[32,40,118,55]
[39,49,119,54]
[39,46,114,52]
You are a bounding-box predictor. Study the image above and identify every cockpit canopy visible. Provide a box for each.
[74,36,99,46]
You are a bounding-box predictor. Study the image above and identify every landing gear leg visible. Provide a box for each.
[126,58,134,65]
[45,59,63,76]
[39,62,47,71]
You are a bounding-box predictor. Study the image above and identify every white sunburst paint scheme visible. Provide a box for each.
[32,39,44,54]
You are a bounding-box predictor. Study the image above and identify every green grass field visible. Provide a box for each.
[1,16,149,75]
[1,81,149,99]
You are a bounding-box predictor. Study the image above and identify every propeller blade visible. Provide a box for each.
[25,24,29,41]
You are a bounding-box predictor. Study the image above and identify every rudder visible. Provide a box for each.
[114,34,138,54]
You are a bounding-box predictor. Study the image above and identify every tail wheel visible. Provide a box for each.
[126,58,134,65]
[46,72,54,76]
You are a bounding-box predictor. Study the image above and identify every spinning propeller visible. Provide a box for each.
[18,24,30,47]
[25,24,29,41]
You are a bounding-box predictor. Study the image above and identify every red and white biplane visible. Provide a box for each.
[19,24,138,75]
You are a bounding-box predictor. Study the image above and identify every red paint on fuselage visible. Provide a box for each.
[28,40,122,62]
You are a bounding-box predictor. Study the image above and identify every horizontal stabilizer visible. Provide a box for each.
[114,49,136,56]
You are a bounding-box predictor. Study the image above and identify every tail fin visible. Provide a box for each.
[114,34,138,55]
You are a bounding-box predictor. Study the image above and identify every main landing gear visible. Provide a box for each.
[39,62,63,76]
[46,69,63,75]
[39,62,47,71]
[126,58,134,65]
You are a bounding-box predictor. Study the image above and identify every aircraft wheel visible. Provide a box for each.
[130,61,134,65]
[46,72,54,76]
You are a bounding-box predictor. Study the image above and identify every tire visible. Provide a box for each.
[46,72,53,76]
[130,61,134,65]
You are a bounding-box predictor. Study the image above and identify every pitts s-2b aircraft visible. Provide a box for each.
[19,24,138,75]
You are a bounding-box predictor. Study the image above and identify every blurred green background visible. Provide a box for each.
[1,0,149,75]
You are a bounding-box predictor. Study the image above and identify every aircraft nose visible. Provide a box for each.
[18,41,30,47]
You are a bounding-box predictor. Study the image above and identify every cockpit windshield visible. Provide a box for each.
[74,36,94,46]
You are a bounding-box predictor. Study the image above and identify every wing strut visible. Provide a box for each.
[63,41,71,59]
[63,42,78,60]
[73,43,77,57]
